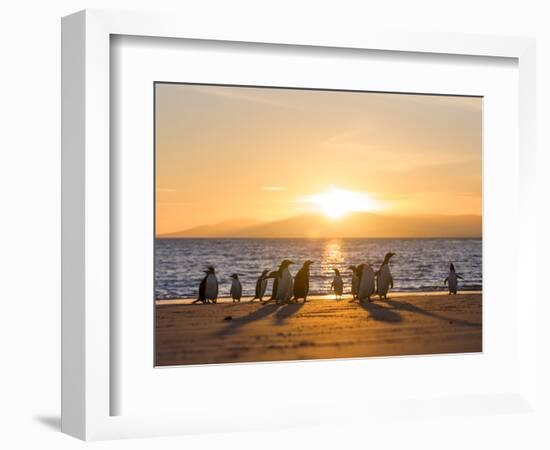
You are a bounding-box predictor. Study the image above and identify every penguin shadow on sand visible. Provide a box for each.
[383,299,481,327]
[358,300,402,323]
[273,302,304,326]
[215,303,282,338]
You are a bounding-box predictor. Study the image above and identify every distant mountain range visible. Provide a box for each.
[159,213,482,238]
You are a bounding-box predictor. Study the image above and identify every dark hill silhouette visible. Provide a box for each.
[161,218,264,238]
[159,213,481,238]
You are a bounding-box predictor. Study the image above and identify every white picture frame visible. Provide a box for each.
[61,9,537,441]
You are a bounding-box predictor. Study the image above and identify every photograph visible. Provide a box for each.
[154,83,482,366]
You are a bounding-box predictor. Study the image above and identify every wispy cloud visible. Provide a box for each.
[261,186,287,191]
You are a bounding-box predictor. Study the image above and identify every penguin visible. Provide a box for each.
[376,252,395,300]
[265,269,280,302]
[229,273,242,302]
[331,268,344,300]
[355,264,364,298]
[357,262,376,302]
[275,259,295,303]
[251,269,269,302]
[348,265,359,300]
[204,265,218,303]
[444,263,463,295]
[293,260,314,302]
[193,269,210,304]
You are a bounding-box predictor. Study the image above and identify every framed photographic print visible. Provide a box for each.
[153,83,483,367]
[61,9,538,441]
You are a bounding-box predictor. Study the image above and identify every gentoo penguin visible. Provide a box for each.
[275,259,295,303]
[193,269,210,304]
[204,265,219,303]
[229,273,242,302]
[357,262,376,302]
[348,265,359,300]
[376,252,395,300]
[331,268,344,300]
[293,260,314,302]
[444,263,463,294]
[251,269,269,302]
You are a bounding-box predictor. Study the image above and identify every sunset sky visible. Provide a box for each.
[155,83,482,235]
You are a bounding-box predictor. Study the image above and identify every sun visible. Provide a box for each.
[306,186,380,219]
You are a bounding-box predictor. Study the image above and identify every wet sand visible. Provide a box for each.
[155,293,482,366]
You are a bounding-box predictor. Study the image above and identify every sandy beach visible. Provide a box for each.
[155,292,482,366]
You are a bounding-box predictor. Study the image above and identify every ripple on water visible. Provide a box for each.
[155,238,482,299]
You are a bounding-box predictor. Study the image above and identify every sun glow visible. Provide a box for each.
[306,186,381,219]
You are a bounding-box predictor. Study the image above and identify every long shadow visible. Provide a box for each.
[274,302,304,325]
[34,415,61,431]
[216,303,281,337]
[384,299,481,327]
[358,300,402,323]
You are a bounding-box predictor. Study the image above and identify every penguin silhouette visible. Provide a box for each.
[348,265,359,300]
[357,262,376,302]
[293,260,314,302]
[331,268,344,300]
[444,263,463,294]
[229,273,242,302]
[204,266,218,303]
[275,259,295,303]
[376,252,395,300]
[352,263,364,302]
[193,269,210,304]
[266,269,281,303]
[251,269,269,302]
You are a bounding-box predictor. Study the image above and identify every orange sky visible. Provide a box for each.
[155,83,482,235]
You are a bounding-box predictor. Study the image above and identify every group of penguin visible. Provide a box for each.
[193,253,464,304]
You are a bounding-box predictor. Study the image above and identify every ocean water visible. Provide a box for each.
[155,238,482,299]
